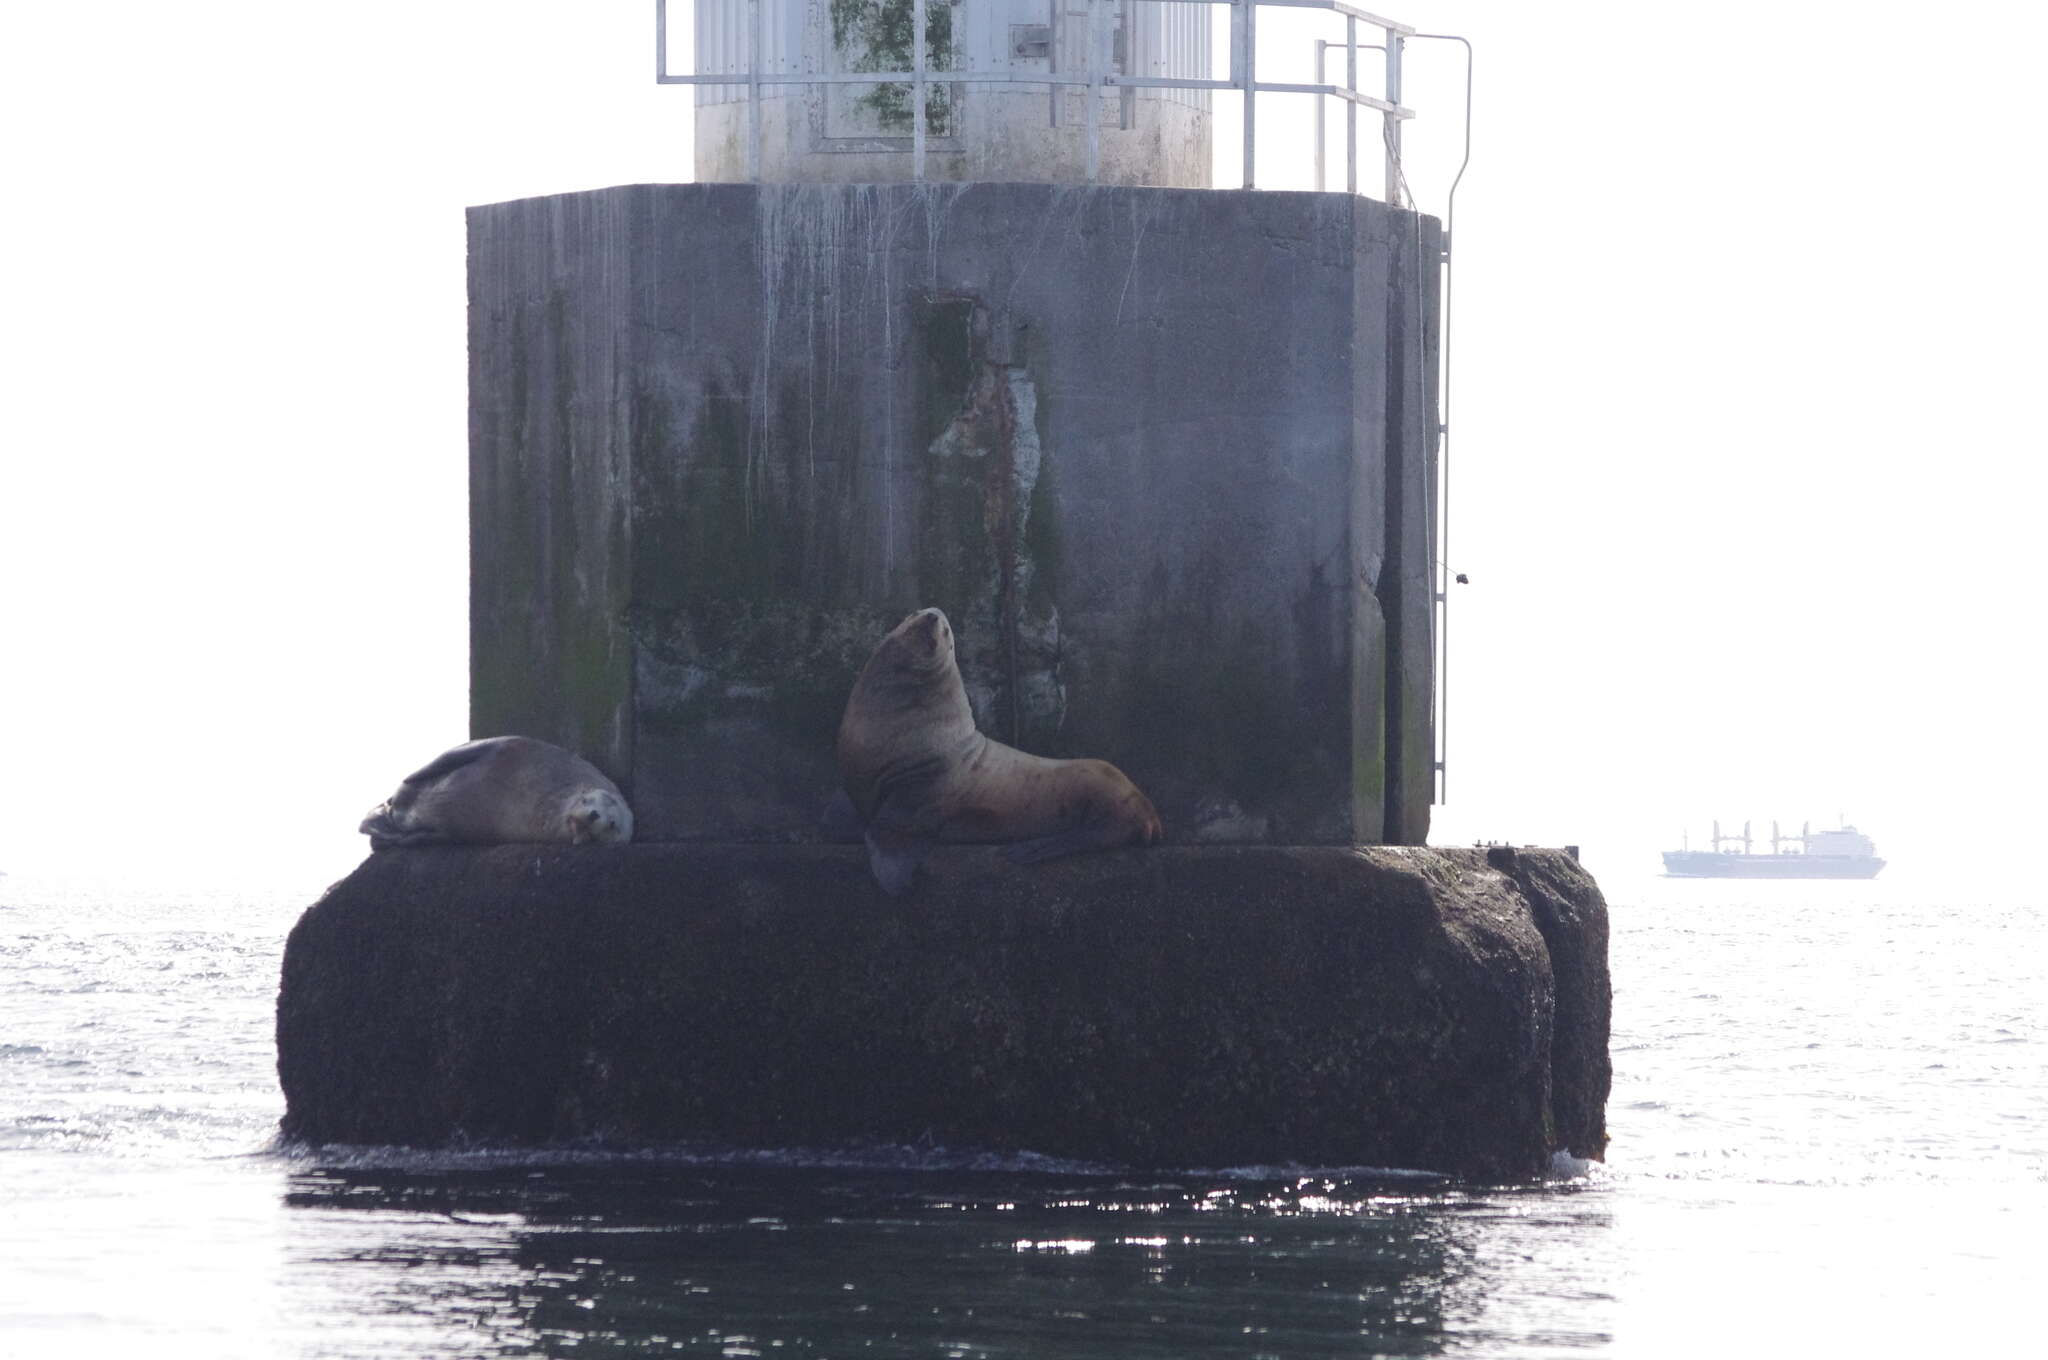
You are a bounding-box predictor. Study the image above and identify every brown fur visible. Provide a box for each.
[837,609,1161,889]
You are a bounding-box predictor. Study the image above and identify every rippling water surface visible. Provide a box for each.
[2,868,2040,1358]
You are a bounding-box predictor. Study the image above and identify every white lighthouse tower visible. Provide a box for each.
[685,0,1212,186]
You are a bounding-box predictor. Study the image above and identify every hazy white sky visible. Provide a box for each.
[3,2,2041,890]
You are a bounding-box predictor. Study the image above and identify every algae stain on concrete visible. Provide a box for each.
[469,287,631,781]
[830,0,956,134]
[914,292,1064,747]
[1107,553,1358,842]
[641,377,805,608]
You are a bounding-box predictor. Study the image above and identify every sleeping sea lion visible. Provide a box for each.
[359,735,634,849]
[836,607,1162,893]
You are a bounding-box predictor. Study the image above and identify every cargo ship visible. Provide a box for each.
[1661,820,1885,879]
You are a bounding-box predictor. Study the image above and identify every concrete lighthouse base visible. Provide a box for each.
[275,845,1608,1181]
[369,179,1604,1184]
[466,181,1441,852]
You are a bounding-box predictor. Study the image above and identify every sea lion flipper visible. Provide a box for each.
[358,805,403,848]
[872,756,948,811]
[866,761,950,843]
[819,789,865,843]
[358,808,450,851]
[864,827,929,896]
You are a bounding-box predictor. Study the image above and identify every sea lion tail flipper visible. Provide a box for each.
[359,804,453,850]
[864,827,929,895]
[819,789,865,843]
[358,804,403,843]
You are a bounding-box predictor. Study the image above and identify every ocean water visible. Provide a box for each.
[1,867,2041,1359]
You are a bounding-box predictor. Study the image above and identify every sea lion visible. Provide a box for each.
[359,736,634,849]
[836,607,1162,893]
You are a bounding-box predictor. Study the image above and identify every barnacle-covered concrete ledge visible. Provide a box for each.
[276,844,1608,1181]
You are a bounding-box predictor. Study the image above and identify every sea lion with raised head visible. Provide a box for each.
[836,607,1162,893]
[359,736,634,849]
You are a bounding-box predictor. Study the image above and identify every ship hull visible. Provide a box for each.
[1661,851,1885,880]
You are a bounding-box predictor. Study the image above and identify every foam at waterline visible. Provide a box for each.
[1547,1148,1621,1185]
[265,1136,1453,1183]
[266,1137,1123,1177]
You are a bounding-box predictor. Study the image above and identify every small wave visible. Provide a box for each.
[1544,1150,1619,1186]
[1196,1161,1447,1183]
[264,1137,1453,1185]
[267,1137,1130,1178]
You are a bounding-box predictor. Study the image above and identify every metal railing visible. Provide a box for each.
[1313,36,1384,194]
[656,0,1416,197]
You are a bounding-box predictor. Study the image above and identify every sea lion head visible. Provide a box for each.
[839,608,975,787]
[878,607,956,677]
[563,787,634,844]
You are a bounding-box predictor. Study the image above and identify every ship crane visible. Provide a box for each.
[1710,820,1753,855]
[1770,820,1811,855]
